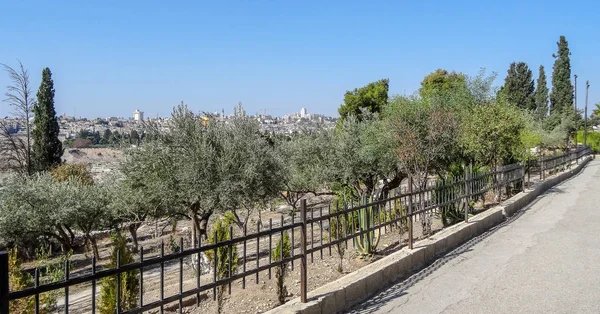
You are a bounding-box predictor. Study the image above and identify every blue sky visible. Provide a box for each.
[0,0,598,118]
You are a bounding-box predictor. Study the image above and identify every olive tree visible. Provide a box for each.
[330,114,403,200]
[0,174,75,254]
[460,97,525,169]
[63,181,112,260]
[216,114,283,230]
[116,143,178,251]
[385,95,461,189]
[276,129,335,212]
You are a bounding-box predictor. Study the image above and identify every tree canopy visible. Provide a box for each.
[419,69,467,99]
[500,62,535,111]
[338,79,389,122]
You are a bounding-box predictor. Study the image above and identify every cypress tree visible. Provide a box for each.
[499,62,535,110]
[32,67,63,171]
[550,36,574,115]
[535,65,549,119]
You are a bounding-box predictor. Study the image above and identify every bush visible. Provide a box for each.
[50,163,94,185]
[576,130,600,153]
[8,248,34,313]
[98,233,139,314]
[271,231,291,304]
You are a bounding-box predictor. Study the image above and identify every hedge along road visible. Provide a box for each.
[348,158,600,314]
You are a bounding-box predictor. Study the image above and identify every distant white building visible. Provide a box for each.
[300,107,307,118]
[133,109,144,121]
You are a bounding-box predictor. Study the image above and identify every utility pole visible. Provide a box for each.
[584,80,589,147]
[574,74,578,110]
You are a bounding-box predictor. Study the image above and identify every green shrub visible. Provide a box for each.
[8,248,34,313]
[576,130,600,153]
[98,233,139,314]
[272,231,291,304]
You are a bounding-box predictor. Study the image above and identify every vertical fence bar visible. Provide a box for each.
[300,199,308,303]
[34,268,39,314]
[541,153,544,180]
[139,247,144,308]
[196,236,202,306]
[92,256,96,314]
[280,215,285,264]
[116,251,120,314]
[242,224,247,289]
[196,236,201,306]
[179,237,183,313]
[160,241,164,314]
[228,226,233,295]
[328,204,332,256]
[408,176,414,250]
[522,160,526,193]
[256,220,260,284]
[213,230,218,300]
[65,260,70,314]
[291,209,295,270]
[0,252,8,314]
[319,207,323,259]
[351,199,355,248]
[268,218,272,279]
[310,207,314,263]
[464,165,469,223]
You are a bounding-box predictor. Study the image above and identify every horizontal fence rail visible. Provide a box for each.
[0,146,591,313]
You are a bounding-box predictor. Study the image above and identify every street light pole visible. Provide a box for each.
[585,80,589,147]
[574,74,578,111]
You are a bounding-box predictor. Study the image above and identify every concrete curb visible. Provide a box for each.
[265,156,593,314]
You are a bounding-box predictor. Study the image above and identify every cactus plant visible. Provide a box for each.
[353,196,380,256]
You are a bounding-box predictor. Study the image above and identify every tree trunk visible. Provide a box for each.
[191,214,199,248]
[65,225,76,244]
[128,223,141,253]
[87,233,100,261]
[231,211,246,231]
[198,211,212,240]
[56,226,72,253]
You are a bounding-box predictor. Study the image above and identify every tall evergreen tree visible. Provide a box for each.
[534,65,549,119]
[32,68,62,171]
[550,36,574,115]
[499,62,535,110]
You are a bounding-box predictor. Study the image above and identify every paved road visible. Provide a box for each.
[348,159,600,314]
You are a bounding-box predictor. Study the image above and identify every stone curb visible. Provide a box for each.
[265,156,593,314]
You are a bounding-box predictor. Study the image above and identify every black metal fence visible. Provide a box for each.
[0,147,591,314]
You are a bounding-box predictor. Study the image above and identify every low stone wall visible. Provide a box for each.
[267,156,593,314]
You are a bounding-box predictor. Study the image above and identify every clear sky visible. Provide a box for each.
[0,0,598,119]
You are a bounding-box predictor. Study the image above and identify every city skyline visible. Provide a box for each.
[1,1,599,118]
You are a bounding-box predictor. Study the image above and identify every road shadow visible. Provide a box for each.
[344,165,592,314]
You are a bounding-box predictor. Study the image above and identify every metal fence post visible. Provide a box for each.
[464,165,469,223]
[0,252,8,314]
[540,153,544,180]
[408,176,414,249]
[300,199,307,303]
[521,159,526,193]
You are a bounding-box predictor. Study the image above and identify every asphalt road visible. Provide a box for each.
[348,159,600,314]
